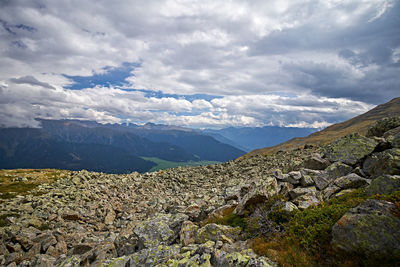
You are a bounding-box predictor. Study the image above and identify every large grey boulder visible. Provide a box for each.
[334,173,369,189]
[363,148,400,177]
[195,223,242,244]
[133,213,188,249]
[234,177,278,215]
[324,134,377,165]
[365,175,400,196]
[303,153,330,170]
[325,162,353,180]
[331,199,400,260]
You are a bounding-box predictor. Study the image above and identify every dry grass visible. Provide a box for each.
[246,97,400,157]
[0,169,70,199]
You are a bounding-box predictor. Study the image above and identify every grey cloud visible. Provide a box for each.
[10,76,55,89]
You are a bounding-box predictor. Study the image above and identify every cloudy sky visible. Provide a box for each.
[0,0,399,128]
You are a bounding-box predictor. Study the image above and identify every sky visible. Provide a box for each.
[0,0,399,129]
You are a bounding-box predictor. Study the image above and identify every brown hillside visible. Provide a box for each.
[247,97,400,156]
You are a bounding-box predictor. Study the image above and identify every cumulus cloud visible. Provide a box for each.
[0,0,398,128]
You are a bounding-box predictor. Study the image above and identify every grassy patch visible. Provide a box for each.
[0,169,70,199]
[251,189,400,266]
[142,157,220,172]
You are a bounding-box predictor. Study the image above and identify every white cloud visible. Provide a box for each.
[0,0,398,128]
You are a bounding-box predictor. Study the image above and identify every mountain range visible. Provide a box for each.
[0,119,245,173]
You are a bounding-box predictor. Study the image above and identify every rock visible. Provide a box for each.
[277,201,298,212]
[292,194,321,210]
[366,116,400,137]
[32,233,57,253]
[282,171,302,185]
[234,177,278,215]
[55,255,81,266]
[133,213,188,249]
[184,204,201,220]
[104,208,116,225]
[206,204,236,222]
[365,175,400,196]
[225,185,242,201]
[389,133,400,148]
[61,211,81,221]
[125,244,180,266]
[363,148,400,177]
[180,220,199,246]
[322,184,341,200]
[332,199,400,260]
[303,153,330,170]
[213,249,276,267]
[289,186,317,200]
[326,162,353,179]
[300,174,314,187]
[195,223,241,244]
[334,173,369,189]
[302,169,330,190]
[333,189,357,198]
[26,216,42,229]
[31,254,56,267]
[277,182,294,197]
[324,134,378,165]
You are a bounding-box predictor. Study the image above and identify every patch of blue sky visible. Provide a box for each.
[64,62,139,90]
[122,88,222,102]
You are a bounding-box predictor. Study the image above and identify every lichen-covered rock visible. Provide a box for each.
[213,249,276,267]
[303,153,330,170]
[388,132,400,148]
[133,213,188,249]
[234,177,278,215]
[322,184,341,200]
[301,169,330,190]
[180,220,199,246]
[325,162,353,180]
[365,175,400,196]
[324,134,378,165]
[292,193,321,210]
[363,148,400,177]
[288,186,317,200]
[331,199,400,260]
[366,116,400,137]
[195,223,241,244]
[334,173,369,189]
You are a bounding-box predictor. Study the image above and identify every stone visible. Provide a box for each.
[32,233,57,253]
[277,182,294,197]
[324,134,378,165]
[195,223,241,244]
[292,194,321,210]
[303,153,330,170]
[302,169,331,190]
[363,148,400,177]
[180,220,199,246]
[104,208,116,225]
[334,173,369,189]
[184,204,201,220]
[125,244,180,266]
[331,199,400,260]
[234,177,278,215]
[366,116,400,137]
[282,171,302,185]
[32,254,56,267]
[326,162,353,179]
[133,213,188,249]
[288,186,317,200]
[61,212,81,221]
[300,174,314,187]
[365,175,400,196]
[322,184,341,200]
[277,201,298,212]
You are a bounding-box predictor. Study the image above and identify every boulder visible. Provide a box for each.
[331,199,400,260]
[289,186,317,200]
[322,184,341,200]
[133,213,188,249]
[292,194,321,210]
[363,148,400,177]
[303,153,330,170]
[389,133,400,148]
[324,134,377,165]
[195,223,241,244]
[301,169,331,190]
[282,171,302,185]
[180,221,199,246]
[234,177,278,215]
[366,116,400,137]
[334,173,369,189]
[326,162,353,180]
[365,175,400,196]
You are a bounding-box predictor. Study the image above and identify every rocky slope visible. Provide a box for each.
[0,117,399,266]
